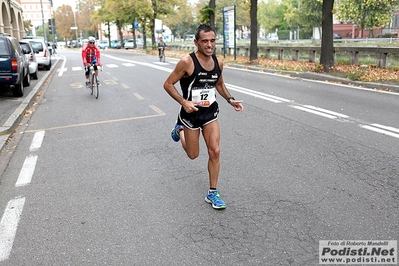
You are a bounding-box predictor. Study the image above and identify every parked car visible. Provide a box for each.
[110,40,121,49]
[333,33,342,39]
[124,39,134,49]
[67,40,82,48]
[19,40,38,80]
[268,33,279,43]
[98,40,109,49]
[24,38,52,70]
[136,39,144,48]
[0,35,30,96]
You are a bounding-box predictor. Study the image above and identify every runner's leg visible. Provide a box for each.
[201,121,220,189]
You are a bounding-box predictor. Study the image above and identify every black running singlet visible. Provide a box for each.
[178,53,221,129]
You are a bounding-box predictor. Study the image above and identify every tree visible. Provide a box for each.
[162,0,197,40]
[336,0,398,37]
[320,0,334,72]
[299,0,323,38]
[258,0,282,34]
[76,0,99,38]
[149,0,178,47]
[54,5,77,43]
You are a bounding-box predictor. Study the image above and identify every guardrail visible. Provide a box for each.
[167,43,399,67]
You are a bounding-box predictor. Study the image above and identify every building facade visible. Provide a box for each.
[20,0,52,36]
[0,0,25,39]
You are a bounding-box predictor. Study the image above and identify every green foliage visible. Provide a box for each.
[258,0,323,37]
[162,0,198,39]
[336,0,398,32]
[199,5,214,24]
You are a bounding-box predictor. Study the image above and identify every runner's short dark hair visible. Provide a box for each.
[195,23,216,40]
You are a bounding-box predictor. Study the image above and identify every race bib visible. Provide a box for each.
[191,87,216,107]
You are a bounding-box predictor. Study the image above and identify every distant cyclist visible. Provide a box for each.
[157,36,166,58]
[82,36,101,86]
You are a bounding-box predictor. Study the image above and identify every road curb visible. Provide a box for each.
[0,59,60,151]
[226,63,399,93]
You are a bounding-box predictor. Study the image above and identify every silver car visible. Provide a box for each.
[24,39,52,70]
[19,40,38,79]
[124,39,134,49]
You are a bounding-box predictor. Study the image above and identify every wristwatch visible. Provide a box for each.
[227,96,235,103]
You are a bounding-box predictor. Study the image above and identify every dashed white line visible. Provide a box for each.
[72,66,83,71]
[0,197,25,261]
[29,131,45,152]
[122,63,135,67]
[105,64,118,68]
[15,155,38,187]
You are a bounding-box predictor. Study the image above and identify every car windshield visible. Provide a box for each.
[30,41,43,52]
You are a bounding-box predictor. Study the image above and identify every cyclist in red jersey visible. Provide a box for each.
[82,36,101,85]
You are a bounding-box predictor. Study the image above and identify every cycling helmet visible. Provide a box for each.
[91,59,97,64]
[88,36,95,42]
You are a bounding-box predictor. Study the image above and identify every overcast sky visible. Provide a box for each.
[53,0,76,10]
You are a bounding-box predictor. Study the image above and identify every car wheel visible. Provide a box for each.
[23,70,31,87]
[12,76,24,97]
[32,69,38,80]
[46,61,51,70]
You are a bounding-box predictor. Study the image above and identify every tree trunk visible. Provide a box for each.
[249,0,258,61]
[209,0,215,28]
[132,22,137,48]
[320,0,334,72]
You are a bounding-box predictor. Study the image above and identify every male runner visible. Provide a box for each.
[163,23,244,209]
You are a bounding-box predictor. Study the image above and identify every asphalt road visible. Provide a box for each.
[0,48,398,265]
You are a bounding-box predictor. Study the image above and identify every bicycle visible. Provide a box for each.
[85,64,102,99]
[159,47,165,63]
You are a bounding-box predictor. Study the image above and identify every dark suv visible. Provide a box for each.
[0,35,30,97]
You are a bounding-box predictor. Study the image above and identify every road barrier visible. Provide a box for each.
[167,44,399,67]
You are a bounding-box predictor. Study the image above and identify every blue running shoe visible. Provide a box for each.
[171,123,183,142]
[205,190,226,209]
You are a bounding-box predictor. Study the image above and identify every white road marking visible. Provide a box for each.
[105,64,118,68]
[58,55,67,76]
[226,84,291,103]
[29,131,45,152]
[290,105,338,119]
[360,124,399,139]
[72,67,83,71]
[122,63,135,67]
[133,93,144,100]
[0,197,25,261]
[303,105,349,118]
[370,123,399,134]
[15,155,38,187]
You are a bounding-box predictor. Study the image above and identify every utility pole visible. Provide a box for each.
[40,0,47,42]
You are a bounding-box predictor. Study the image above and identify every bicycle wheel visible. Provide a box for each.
[90,73,94,96]
[162,54,165,63]
[93,74,99,99]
